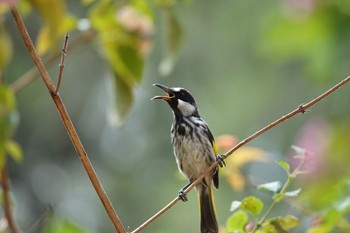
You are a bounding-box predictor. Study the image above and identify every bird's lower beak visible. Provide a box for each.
[151,83,175,101]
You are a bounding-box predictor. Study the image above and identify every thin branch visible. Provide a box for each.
[132,76,350,233]
[11,30,95,93]
[1,165,22,233]
[54,32,69,95]
[10,7,126,233]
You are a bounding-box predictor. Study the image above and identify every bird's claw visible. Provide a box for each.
[216,154,226,168]
[178,190,188,202]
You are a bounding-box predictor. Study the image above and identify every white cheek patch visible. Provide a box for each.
[177,99,196,116]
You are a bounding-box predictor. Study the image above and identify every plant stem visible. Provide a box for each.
[1,165,22,233]
[10,7,126,233]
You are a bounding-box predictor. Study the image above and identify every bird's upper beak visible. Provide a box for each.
[151,83,175,101]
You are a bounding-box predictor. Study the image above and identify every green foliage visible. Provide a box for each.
[0,85,21,170]
[29,0,77,54]
[226,210,248,232]
[44,217,87,233]
[0,23,12,70]
[241,196,264,216]
[224,156,304,232]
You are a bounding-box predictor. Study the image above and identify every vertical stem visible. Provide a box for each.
[2,165,22,233]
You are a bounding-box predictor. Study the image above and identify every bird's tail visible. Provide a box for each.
[199,184,218,233]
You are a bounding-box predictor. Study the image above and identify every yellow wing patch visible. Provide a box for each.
[212,139,218,156]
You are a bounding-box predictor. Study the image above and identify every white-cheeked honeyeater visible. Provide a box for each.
[152,84,225,233]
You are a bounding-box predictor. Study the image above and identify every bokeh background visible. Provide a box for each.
[2,0,350,232]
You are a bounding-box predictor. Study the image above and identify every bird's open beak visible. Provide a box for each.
[151,83,175,101]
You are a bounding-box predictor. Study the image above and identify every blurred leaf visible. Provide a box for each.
[276,160,290,174]
[0,144,5,171]
[44,217,86,233]
[0,24,12,70]
[230,200,241,212]
[5,140,23,163]
[226,210,248,232]
[30,0,76,54]
[262,223,280,233]
[257,181,281,194]
[114,74,133,123]
[273,215,300,230]
[224,146,268,191]
[284,188,302,197]
[90,0,151,121]
[158,9,182,76]
[258,9,335,82]
[0,85,18,140]
[241,196,264,216]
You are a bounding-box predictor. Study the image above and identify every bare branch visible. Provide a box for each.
[11,30,95,93]
[132,76,350,232]
[54,32,69,95]
[2,165,22,233]
[10,7,126,233]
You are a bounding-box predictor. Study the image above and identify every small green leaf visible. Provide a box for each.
[5,140,23,163]
[44,217,87,233]
[226,210,248,231]
[276,215,300,230]
[241,196,264,216]
[262,223,279,233]
[230,201,241,212]
[284,188,302,197]
[276,160,290,174]
[0,24,12,69]
[257,181,281,193]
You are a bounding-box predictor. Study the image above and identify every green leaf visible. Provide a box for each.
[158,9,182,76]
[44,217,87,233]
[113,75,133,124]
[276,160,290,174]
[5,140,23,163]
[275,215,300,230]
[0,85,19,140]
[284,188,302,197]
[230,200,241,212]
[31,0,77,54]
[241,196,264,216]
[257,181,281,194]
[0,24,12,69]
[226,210,248,232]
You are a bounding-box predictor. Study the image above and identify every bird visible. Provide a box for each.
[152,83,225,233]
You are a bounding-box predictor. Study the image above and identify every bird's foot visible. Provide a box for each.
[216,154,226,168]
[178,189,188,202]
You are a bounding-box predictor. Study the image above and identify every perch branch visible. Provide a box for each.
[10,7,126,233]
[132,76,350,233]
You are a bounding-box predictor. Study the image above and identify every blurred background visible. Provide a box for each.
[2,0,350,232]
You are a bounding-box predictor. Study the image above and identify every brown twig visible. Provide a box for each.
[54,32,69,95]
[1,165,22,233]
[10,7,126,233]
[11,30,95,93]
[132,76,350,233]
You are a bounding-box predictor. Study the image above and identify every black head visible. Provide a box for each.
[152,83,199,118]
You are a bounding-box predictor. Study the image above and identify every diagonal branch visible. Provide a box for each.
[10,7,126,233]
[132,75,350,233]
